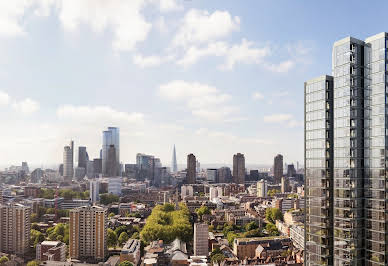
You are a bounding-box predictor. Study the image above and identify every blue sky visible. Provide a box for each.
[0,0,386,167]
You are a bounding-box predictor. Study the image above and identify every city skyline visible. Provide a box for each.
[1,1,387,167]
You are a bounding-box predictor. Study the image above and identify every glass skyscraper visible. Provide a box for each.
[102,127,120,176]
[305,32,388,266]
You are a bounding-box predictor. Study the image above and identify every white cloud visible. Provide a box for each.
[265,60,295,73]
[264,113,302,128]
[173,9,240,47]
[252,92,264,100]
[0,91,10,105]
[177,39,270,70]
[158,80,241,122]
[195,127,271,145]
[58,0,152,51]
[133,54,165,68]
[221,39,270,70]
[157,0,183,12]
[57,105,144,125]
[264,114,293,123]
[155,16,168,34]
[12,98,40,114]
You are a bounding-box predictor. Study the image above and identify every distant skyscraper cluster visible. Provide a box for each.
[305,32,388,265]
[102,127,120,176]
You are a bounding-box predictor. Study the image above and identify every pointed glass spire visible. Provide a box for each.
[172,144,178,173]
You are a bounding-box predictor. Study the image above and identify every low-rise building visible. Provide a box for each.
[233,236,292,259]
[290,224,304,249]
[120,239,141,265]
[36,241,66,262]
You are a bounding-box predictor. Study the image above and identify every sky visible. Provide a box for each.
[0,0,387,168]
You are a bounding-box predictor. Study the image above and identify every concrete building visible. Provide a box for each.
[287,163,296,177]
[120,239,141,265]
[0,203,31,256]
[90,179,100,204]
[193,223,208,256]
[217,167,231,183]
[36,241,66,262]
[63,140,74,183]
[69,206,107,261]
[108,177,122,195]
[181,185,193,199]
[256,180,267,198]
[281,176,290,193]
[233,153,245,184]
[290,225,304,250]
[93,159,102,175]
[186,154,196,184]
[273,154,283,184]
[209,186,223,201]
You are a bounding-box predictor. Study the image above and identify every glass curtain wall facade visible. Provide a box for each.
[102,127,120,176]
[305,75,334,265]
[364,33,387,265]
[305,32,388,266]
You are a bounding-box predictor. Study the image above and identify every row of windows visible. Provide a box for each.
[306,129,326,140]
[306,149,326,159]
[306,139,326,149]
[305,81,326,94]
[365,72,385,86]
[306,120,326,130]
[306,91,326,103]
[364,60,386,75]
[306,100,325,112]
[334,97,351,108]
[365,46,386,63]
[334,107,351,118]
[334,86,351,98]
[306,159,326,168]
[306,110,326,122]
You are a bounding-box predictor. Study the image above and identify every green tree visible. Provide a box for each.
[114,225,127,237]
[27,261,40,266]
[131,232,140,239]
[196,206,210,221]
[245,221,259,231]
[226,231,238,246]
[31,213,38,223]
[100,193,120,205]
[211,253,226,264]
[118,232,129,245]
[118,261,133,266]
[107,228,118,248]
[265,223,280,236]
[31,223,40,231]
[265,208,283,223]
[108,212,115,218]
[0,256,9,264]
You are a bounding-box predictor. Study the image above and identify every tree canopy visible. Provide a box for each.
[140,203,192,244]
[100,193,120,205]
[265,208,283,223]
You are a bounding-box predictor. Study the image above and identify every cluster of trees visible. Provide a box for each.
[31,207,69,223]
[118,261,133,266]
[46,223,70,244]
[107,225,141,248]
[27,261,40,266]
[195,205,211,221]
[221,221,264,245]
[0,256,9,264]
[210,248,226,264]
[40,188,89,200]
[140,203,192,244]
[265,208,282,236]
[267,189,281,197]
[30,229,45,248]
[100,193,120,205]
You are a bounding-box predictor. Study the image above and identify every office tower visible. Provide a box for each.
[287,163,296,177]
[90,179,99,204]
[194,223,209,256]
[106,145,117,176]
[69,206,107,261]
[281,176,290,193]
[172,145,178,173]
[21,162,29,174]
[257,180,267,198]
[273,154,283,183]
[30,168,44,183]
[58,164,63,176]
[186,154,196,184]
[0,203,31,255]
[217,167,231,183]
[93,159,102,175]
[86,161,94,178]
[305,75,334,265]
[78,146,89,169]
[136,153,160,183]
[196,160,201,173]
[233,153,245,184]
[102,127,120,176]
[206,168,217,183]
[74,167,86,180]
[63,140,74,183]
